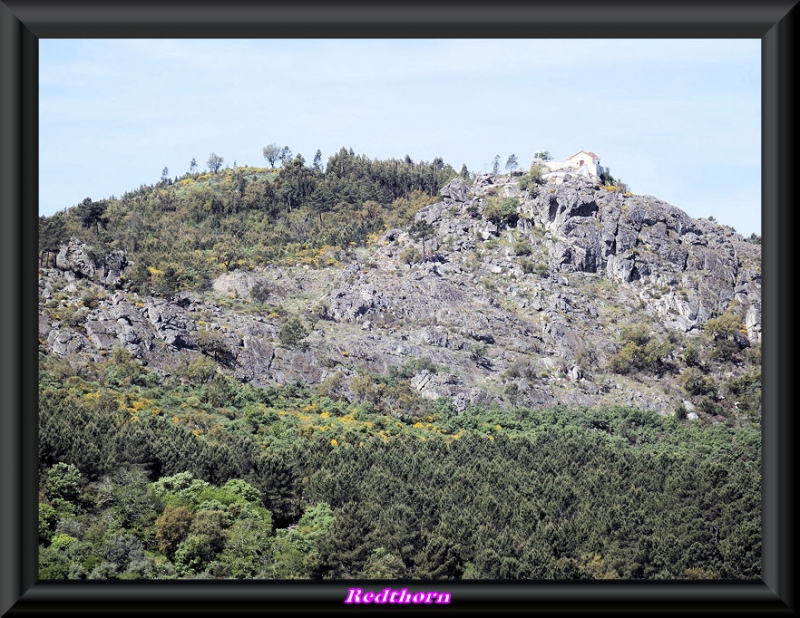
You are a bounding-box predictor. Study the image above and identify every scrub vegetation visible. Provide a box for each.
[38,147,760,580]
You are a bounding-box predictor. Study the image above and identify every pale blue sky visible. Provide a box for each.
[40,39,761,236]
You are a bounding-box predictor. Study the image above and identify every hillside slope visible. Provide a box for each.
[39,172,761,423]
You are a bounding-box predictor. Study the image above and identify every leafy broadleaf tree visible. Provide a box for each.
[44,462,82,508]
[218,517,273,578]
[262,143,283,168]
[95,466,161,533]
[207,153,224,174]
[155,505,193,558]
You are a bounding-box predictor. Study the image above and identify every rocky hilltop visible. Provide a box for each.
[39,174,761,419]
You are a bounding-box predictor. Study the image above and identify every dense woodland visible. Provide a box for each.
[39,349,760,580]
[38,148,761,580]
[39,148,460,297]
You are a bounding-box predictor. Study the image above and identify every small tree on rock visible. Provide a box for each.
[279,316,310,349]
[483,197,520,228]
[400,246,421,268]
[409,219,436,259]
[505,154,519,175]
[196,329,228,362]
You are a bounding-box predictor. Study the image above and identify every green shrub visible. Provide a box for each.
[184,355,218,384]
[279,316,310,349]
[196,329,229,361]
[704,312,746,362]
[683,342,701,367]
[251,281,270,304]
[723,370,761,418]
[400,246,421,267]
[39,503,59,545]
[45,462,82,506]
[745,343,761,365]
[620,325,651,347]
[608,327,671,375]
[470,343,489,367]
[517,164,544,191]
[483,198,520,227]
[710,339,739,362]
[680,368,716,396]
[80,289,101,308]
[513,241,533,256]
[704,312,745,340]
[607,343,638,374]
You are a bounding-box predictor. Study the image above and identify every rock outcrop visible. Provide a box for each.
[38,174,761,417]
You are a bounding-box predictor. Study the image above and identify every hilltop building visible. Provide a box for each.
[536,150,608,184]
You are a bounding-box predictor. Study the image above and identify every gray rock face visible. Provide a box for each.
[54,237,130,287]
[100,250,129,288]
[213,271,259,299]
[56,238,96,279]
[496,179,760,339]
[415,201,448,225]
[144,297,196,348]
[440,178,470,202]
[39,174,761,416]
[745,303,762,342]
[47,329,82,355]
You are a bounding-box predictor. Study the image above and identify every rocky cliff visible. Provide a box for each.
[38,174,761,419]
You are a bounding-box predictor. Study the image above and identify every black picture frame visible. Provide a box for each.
[1,1,795,615]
